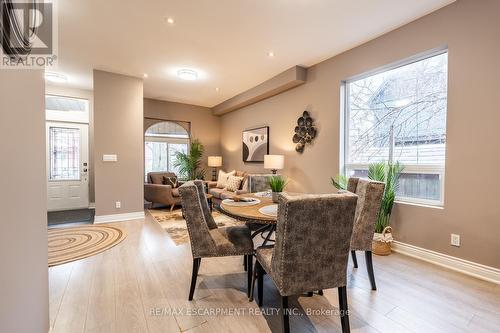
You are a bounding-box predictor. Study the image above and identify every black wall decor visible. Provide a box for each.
[293,111,317,153]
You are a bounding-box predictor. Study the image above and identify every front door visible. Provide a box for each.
[46,122,89,211]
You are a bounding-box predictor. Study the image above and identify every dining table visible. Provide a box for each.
[218,192,278,246]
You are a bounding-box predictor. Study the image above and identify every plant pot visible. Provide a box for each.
[372,226,393,256]
[272,191,281,203]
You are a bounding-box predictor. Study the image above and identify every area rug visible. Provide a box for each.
[148,208,243,245]
[48,225,126,267]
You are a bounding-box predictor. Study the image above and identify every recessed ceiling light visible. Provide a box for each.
[44,72,67,83]
[215,87,220,92]
[166,17,174,24]
[143,73,148,78]
[268,51,275,57]
[177,69,198,81]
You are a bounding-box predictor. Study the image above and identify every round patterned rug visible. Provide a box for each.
[48,225,126,267]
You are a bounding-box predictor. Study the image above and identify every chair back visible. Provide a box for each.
[179,181,217,257]
[192,180,218,229]
[270,192,358,296]
[347,178,385,251]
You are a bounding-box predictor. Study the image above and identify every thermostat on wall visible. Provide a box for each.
[102,154,118,162]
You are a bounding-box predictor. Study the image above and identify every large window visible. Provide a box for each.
[144,121,189,179]
[343,51,448,206]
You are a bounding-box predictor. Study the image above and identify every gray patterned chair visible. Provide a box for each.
[347,178,385,291]
[178,180,255,300]
[251,192,358,333]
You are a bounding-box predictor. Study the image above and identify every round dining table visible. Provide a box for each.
[219,193,278,245]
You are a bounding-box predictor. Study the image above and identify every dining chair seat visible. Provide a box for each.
[255,246,273,273]
[209,225,254,256]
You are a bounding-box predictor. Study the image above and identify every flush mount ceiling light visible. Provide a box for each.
[177,69,198,81]
[44,72,67,83]
[166,17,174,24]
[267,51,275,57]
[143,73,148,78]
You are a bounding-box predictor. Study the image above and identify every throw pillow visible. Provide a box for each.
[226,175,244,192]
[163,176,178,188]
[216,170,235,189]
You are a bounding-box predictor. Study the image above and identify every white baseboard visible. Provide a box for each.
[94,211,145,224]
[392,241,500,285]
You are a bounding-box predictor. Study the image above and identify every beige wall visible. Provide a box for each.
[0,71,49,332]
[220,0,500,268]
[46,85,95,203]
[94,70,144,216]
[144,98,221,178]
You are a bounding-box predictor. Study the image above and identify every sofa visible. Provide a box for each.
[207,171,273,206]
[144,172,182,211]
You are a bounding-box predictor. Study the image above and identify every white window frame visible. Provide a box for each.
[341,49,448,207]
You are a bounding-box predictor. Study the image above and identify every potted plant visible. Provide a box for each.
[173,139,206,180]
[268,175,288,203]
[368,161,403,255]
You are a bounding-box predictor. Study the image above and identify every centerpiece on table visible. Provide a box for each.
[268,175,289,204]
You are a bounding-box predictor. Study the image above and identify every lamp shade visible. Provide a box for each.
[208,156,222,167]
[264,155,284,170]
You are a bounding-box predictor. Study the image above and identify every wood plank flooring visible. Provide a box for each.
[49,211,500,333]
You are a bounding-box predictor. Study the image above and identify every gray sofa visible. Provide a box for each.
[207,171,273,206]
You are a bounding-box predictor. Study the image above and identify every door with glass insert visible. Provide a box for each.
[46,122,89,211]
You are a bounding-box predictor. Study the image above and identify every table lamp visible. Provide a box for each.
[208,156,222,181]
[264,155,284,174]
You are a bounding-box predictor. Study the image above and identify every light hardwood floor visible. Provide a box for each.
[49,211,500,333]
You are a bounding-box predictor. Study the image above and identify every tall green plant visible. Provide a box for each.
[368,161,404,233]
[268,176,288,192]
[173,139,206,180]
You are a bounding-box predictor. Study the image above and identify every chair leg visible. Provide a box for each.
[338,286,350,333]
[188,258,201,301]
[318,289,324,295]
[351,250,358,268]
[243,255,247,271]
[247,255,253,298]
[281,296,290,333]
[257,262,264,307]
[249,260,257,302]
[365,251,377,290]
[170,204,175,212]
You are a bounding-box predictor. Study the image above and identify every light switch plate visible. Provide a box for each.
[451,234,460,247]
[103,154,117,162]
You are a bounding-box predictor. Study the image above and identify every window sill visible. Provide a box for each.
[394,200,444,210]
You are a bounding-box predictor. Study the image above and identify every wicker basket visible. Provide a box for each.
[372,226,392,256]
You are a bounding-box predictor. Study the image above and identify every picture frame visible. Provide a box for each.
[242,126,269,163]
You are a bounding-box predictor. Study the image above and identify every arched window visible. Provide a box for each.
[144,121,189,178]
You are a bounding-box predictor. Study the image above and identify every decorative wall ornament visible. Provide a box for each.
[293,111,317,153]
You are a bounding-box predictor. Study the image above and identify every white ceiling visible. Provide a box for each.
[55,0,455,107]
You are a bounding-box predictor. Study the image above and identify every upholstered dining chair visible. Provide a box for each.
[179,180,255,300]
[251,192,358,333]
[347,177,385,291]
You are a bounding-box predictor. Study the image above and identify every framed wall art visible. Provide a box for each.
[242,126,269,163]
